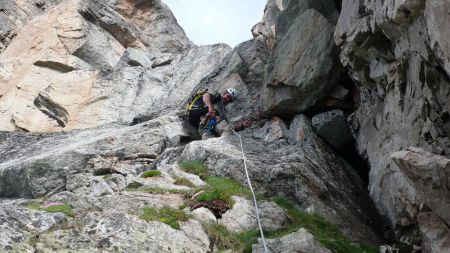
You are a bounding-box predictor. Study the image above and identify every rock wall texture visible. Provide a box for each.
[2,0,450,251]
[0,0,229,132]
[335,0,450,249]
[0,0,63,52]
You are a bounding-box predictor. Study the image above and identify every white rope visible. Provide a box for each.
[229,127,269,253]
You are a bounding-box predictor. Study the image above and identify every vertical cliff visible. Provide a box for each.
[1,0,450,252]
[335,0,450,251]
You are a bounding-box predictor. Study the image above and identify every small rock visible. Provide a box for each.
[191,207,217,224]
[66,173,91,192]
[219,196,289,233]
[329,85,350,100]
[252,228,331,253]
[33,212,67,232]
[264,117,288,143]
[106,174,127,192]
[117,48,153,68]
[111,162,143,176]
[88,157,117,175]
[90,177,115,197]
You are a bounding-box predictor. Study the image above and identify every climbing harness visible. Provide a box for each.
[229,126,269,253]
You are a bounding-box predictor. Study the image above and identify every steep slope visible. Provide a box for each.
[4,0,450,252]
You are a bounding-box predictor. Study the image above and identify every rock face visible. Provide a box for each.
[392,148,450,224]
[0,114,195,198]
[259,0,343,116]
[0,0,229,132]
[181,115,381,244]
[0,0,63,52]
[336,0,450,248]
[4,0,450,251]
[391,147,450,252]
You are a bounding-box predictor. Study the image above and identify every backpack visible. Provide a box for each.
[186,88,208,111]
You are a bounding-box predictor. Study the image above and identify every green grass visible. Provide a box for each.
[178,203,188,210]
[140,207,189,230]
[175,161,252,216]
[141,170,162,178]
[195,177,252,205]
[103,174,113,180]
[44,204,75,217]
[155,159,376,252]
[150,158,377,253]
[25,202,75,217]
[272,198,377,253]
[178,161,253,204]
[174,177,195,188]
[126,181,143,190]
[202,198,378,253]
[202,223,242,250]
[126,186,189,195]
[178,160,208,180]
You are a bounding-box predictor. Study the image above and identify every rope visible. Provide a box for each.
[229,126,269,253]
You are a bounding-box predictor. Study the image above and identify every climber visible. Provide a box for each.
[187,88,252,140]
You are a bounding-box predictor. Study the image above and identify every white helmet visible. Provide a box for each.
[225,88,238,101]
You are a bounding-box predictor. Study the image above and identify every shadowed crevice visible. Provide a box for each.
[34,93,69,128]
[33,61,76,73]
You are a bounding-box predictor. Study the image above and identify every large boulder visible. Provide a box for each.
[261,7,342,116]
[391,148,450,252]
[259,0,342,117]
[391,148,450,225]
[417,212,450,253]
[218,196,290,233]
[252,228,331,253]
[312,110,354,151]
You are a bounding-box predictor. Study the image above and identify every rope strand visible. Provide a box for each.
[229,126,269,253]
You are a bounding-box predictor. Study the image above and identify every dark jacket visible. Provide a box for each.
[188,92,222,128]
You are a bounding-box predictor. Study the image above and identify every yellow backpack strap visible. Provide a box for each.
[187,88,208,111]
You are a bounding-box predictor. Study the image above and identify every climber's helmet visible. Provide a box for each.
[222,88,238,103]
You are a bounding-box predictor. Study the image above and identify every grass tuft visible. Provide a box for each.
[140,207,189,230]
[141,170,162,178]
[126,181,143,190]
[178,160,208,180]
[126,186,189,195]
[178,203,188,210]
[195,177,252,205]
[102,174,113,180]
[174,177,195,188]
[44,204,75,217]
[202,223,241,250]
[141,187,188,195]
[24,202,75,217]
